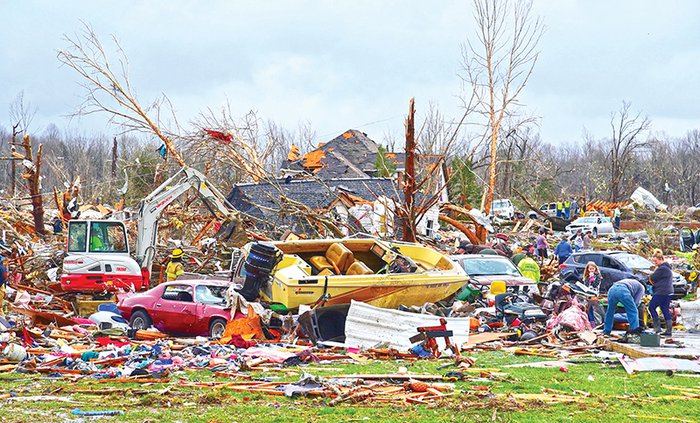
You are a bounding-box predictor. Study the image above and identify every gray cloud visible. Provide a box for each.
[1,1,698,145]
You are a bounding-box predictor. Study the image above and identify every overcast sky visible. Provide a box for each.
[1,0,699,146]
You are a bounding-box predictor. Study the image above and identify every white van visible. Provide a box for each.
[490,199,515,220]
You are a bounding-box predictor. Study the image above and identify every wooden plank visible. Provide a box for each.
[609,341,651,359]
[462,332,515,347]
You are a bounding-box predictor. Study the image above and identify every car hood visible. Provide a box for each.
[470,275,534,286]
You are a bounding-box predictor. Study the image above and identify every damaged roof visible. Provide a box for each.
[282,129,380,178]
[281,129,444,180]
[226,177,401,232]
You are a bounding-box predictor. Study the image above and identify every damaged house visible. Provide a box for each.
[228,129,446,238]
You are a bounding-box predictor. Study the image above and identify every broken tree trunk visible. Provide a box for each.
[513,188,548,219]
[10,124,19,198]
[111,137,118,177]
[402,98,417,243]
[21,134,46,235]
[438,214,480,245]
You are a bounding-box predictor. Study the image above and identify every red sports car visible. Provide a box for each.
[117,280,232,338]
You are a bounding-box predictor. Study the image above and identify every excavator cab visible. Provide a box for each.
[62,220,145,293]
[67,220,130,254]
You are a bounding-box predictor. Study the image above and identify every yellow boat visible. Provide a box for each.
[235,238,468,309]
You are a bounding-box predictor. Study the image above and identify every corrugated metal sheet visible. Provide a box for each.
[344,300,469,350]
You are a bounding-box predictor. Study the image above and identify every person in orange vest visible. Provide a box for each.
[166,248,185,281]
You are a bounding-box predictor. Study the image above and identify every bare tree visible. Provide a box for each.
[606,101,651,202]
[460,0,543,240]
[57,23,186,167]
[8,92,37,198]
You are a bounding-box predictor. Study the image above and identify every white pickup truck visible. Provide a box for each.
[490,199,516,220]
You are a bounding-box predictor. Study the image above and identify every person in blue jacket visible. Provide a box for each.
[603,278,645,336]
[554,235,573,266]
[648,250,674,336]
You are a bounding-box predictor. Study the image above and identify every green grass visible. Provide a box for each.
[0,351,698,422]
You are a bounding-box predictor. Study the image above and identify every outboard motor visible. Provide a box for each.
[236,242,282,301]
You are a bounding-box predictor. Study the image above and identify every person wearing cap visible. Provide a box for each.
[492,234,512,257]
[166,248,185,281]
[0,256,7,316]
[603,278,645,336]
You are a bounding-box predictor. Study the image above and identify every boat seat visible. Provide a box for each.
[309,243,354,274]
[346,261,373,275]
[317,268,334,277]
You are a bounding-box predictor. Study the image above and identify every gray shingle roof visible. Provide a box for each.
[227,178,401,234]
[282,129,379,178]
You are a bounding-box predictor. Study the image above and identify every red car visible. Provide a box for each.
[117,280,232,338]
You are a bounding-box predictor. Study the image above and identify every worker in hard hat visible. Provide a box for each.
[166,248,185,282]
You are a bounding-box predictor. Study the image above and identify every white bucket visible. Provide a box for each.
[3,343,27,362]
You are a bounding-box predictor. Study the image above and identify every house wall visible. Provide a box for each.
[416,204,441,238]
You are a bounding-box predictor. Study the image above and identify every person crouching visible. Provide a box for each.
[603,278,645,337]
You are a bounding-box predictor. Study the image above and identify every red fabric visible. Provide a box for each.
[95,337,130,347]
[227,334,254,348]
[204,129,232,145]
[22,327,34,347]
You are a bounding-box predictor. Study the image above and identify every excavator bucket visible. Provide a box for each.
[216,215,248,247]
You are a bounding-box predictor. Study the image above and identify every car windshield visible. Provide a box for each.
[492,200,508,208]
[195,285,227,305]
[575,217,596,224]
[461,258,521,277]
[613,254,652,269]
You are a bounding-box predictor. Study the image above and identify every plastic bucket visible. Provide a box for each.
[3,343,28,362]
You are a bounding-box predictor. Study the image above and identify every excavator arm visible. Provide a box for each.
[134,166,245,272]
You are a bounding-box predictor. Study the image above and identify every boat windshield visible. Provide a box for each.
[461,257,520,277]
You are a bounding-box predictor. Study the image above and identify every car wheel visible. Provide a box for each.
[592,228,598,238]
[209,318,228,339]
[129,310,152,330]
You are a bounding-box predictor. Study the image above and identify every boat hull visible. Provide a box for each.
[260,272,468,309]
[250,238,468,309]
